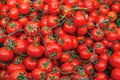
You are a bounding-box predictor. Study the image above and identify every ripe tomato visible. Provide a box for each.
[31,68,45,80]
[0,47,14,62]
[58,35,73,51]
[99,4,110,15]
[107,11,117,22]
[19,3,30,14]
[60,52,70,63]
[111,68,120,80]
[37,58,53,72]
[7,0,17,9]
[10,69,27,80]
[94,60,107,72]
[106,32,118,41]
[109,51,120,67]
[9,8,19,20]
[23,56,37,71]
[27,43,44,58]
[6,21,22,34]
[74,11,87,27]
[45,43,62,59]
[7,63,25,74]
[94,72,107,80]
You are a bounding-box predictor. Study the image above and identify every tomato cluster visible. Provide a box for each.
[0,0,120,80]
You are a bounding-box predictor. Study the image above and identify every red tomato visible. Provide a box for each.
[23,56,37,71]
[27,43,44,58]
[74,11,87,27]
[94,72,107,80]
[9,8,19,20]
[0,47,14,62]
[37,58,53,72]
[111,68,120,80]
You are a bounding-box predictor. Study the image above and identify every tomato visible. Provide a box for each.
[7,63,25,74]
[33,0,44,11]
[0,18,8,28]
[84,0,95,12]
[48,0,60,15]
[9,8,19,20]
[60,52,70,63]
[94,72,107,80]
[113,42,120,51]
[10,69,27,80]
[7,0,17,9]
[45,43,62,59]
[44,35,56,45]
[109,51,120,67]
[23,56,37,71]
[74,11,87,27]
[63,22,76,34]
[31,68,45,80]
[41,26,53,36]
[99,51,110,62]
[84,63,94,75]
[19,3,30,14]
[72,36,78,49]
[94,60,107,72]
[45,73,60,80]
[61,62,74,73]
[63,0,76,7]
[90,10,99,19]
[54,28,66,37]
[77,27,88,36]
[111,3,120,13]
[62,5,73,18]
[96,15,108,28]
[18,17,29,26]
[99,4,110,15]
[27,43,44,58]
[106,32,118,41]
[6,21,22,34]
[0,47,14,62]
[92,0,99,9]
[27,36,41,44]
[0,70,7,80]
[24,21,40,36]
[93,42,105,54]
[111,68,120,80]
[0,5,8,17]
[37,58,53,72]
[84,38,93,47]
[107,11,117,22]
[72,71,89,80]
[47,15,58,27]
[58,35,73,51]
[12,39,28,55]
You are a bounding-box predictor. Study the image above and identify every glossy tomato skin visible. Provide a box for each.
[74,11,87,27]
[10,69,27,80]
[7,63,25,74]
[109,51,120,67]
[94,60,107,72]
[61,62,74,73]
[23,56,37,71]
[27,43,44,58]
[18,17,29,26]
[19,3,30,14]
[63,22,76,34]
[0,47,14,62]
[58,35,73,51]
[6,21,22,34]
[106,32,118,41]
[84,0,95,12]
[9,8,19,20]
[60,52,70,63]
[45,43,62,59]
[94,72,107,80]
[99,4,110,15]
[111,68,120,80]
[37,58,53,72]
[31,68,45,80]
[7,0,17,9]
[13,39,28,55]
[48,0,60,15]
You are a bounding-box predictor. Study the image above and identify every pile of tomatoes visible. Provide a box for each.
[0,0,120,80]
